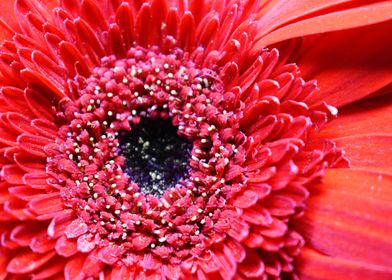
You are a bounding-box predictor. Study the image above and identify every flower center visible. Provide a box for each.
[119,118,192,196]
[48,46,245,264]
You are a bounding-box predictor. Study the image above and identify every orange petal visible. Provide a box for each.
[296,169,392,268]
[297,247,392,280]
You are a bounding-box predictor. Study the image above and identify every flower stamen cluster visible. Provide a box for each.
[48,46,246,264]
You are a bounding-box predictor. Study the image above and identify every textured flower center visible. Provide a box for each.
[48,46,244,263]
[119,118,192,196]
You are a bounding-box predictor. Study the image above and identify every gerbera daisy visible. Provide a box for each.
[0,0,391,279]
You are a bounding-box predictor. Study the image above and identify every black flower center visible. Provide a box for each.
[119,118,192,196]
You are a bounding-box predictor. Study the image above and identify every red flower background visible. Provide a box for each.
[0,0,391,279]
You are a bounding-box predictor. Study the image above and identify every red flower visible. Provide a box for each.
[0,0,391,279]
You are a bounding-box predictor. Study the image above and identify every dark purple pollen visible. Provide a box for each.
[119,118,192,196]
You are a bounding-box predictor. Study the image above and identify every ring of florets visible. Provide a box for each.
[47,46,247,263]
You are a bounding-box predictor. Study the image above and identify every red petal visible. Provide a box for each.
[259,217,288,238]
[98,246,121,265]
[1,87,34,118]
[31,119,57,139]
[0,1,18,39]
[77,234,95,253]
[135,3,153,47]
[24,88,57,121]
[8,186,44,201]
[115,3,135,47]
[333,135,392,173]
[263,194,296,217]
[297,21,392,107]
[164,8,179,38]
[28,193,64,216]
[30,233,56,253]
[233,190,258,208]
[0,18,14,43]
[0,184,15,204]
[317,95,392,174]
[107,23,125,56]
[3,199,35,220]
[17,134,51,157]
[211,245,236,279]
[256,1,392,46]
[177,11,196,52]
[111,266,132,279]
[224,238,246,263]
[20,69,66,99]
[150,0,168,45]
[1,230,20,249]
[297,247,392,280]
[74,18,105,60]
[23,171,51,189]
[14,152,46,172]
[47,211,74,238]
[227,216,250,242]
[59,41,91,78]
[318,95,392,139]
[32,257,66,280]
[64,218,88,238]
[238,248,265,278]
[82,250,105,277]
[242,204,273,226]
[297,169,392,268]
[10,223,44,246]
[81,0,107,31]
[64,254,86,280]
[55,235,78,257]
[1,164,25,185]
[5,0,57,43]
[197,251,220,274]
[7,250,55,274]
[257,0,352,38]
[0,248,10,279]
[1,113,34,136]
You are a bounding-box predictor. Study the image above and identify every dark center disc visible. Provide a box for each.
[119,118,192,196]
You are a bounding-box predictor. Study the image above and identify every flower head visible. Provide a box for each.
[0,0,391,279]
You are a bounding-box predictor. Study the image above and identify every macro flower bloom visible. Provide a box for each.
[0,0,391,279]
